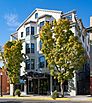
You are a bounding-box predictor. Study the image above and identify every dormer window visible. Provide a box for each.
[35,13,38,19]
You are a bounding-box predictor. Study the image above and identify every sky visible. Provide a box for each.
[0,0,92,46]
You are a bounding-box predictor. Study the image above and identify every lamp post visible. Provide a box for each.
[0,72,3,97]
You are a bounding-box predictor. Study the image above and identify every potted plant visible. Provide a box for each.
[52,90,58,99]
[15,89,21,97]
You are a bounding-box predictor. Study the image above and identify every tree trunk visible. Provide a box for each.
[60,82,64,97]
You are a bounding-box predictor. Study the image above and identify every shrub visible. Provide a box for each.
[15,89,21,97]
[52,90,58,99]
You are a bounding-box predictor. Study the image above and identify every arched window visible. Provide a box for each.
[35,13,38,19]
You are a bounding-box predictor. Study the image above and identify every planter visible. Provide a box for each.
[15,89,21,97]
[18,94,20,97]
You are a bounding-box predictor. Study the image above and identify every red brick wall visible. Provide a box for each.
[0,68,10,95]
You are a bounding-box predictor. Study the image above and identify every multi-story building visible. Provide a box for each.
[10,8,90,96]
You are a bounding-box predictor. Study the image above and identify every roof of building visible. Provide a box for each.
[61,9,76,17]
[16,8,62,31]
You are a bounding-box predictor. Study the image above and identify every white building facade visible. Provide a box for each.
[10,8,90,96]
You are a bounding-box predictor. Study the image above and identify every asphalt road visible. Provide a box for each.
[0,99,92,103]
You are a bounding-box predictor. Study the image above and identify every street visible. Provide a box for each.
[0,99,92,103]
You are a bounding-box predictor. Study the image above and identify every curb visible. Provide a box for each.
[0,96,92,101]
[0,96,71,101]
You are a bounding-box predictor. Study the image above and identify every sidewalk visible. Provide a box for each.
[0,95,92,101]
[69,95,92,101]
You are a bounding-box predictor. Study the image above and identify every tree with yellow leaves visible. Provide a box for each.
[40,19,85,97]
[4,40,23,96]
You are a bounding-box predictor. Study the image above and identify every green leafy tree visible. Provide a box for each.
[0,50,5,65]
[40,19,85,97]
[3,40,23,95]
[0,47,7,71]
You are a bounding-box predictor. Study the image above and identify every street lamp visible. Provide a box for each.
[0,72,3,97]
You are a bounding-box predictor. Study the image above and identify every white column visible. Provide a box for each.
[10,84,14,96]
[24,84,27,95]
[68,72,77,96]
[50,76,52,95]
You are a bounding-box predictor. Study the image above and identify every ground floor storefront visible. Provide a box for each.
[19,72,69,95]
[18,71,90,96]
